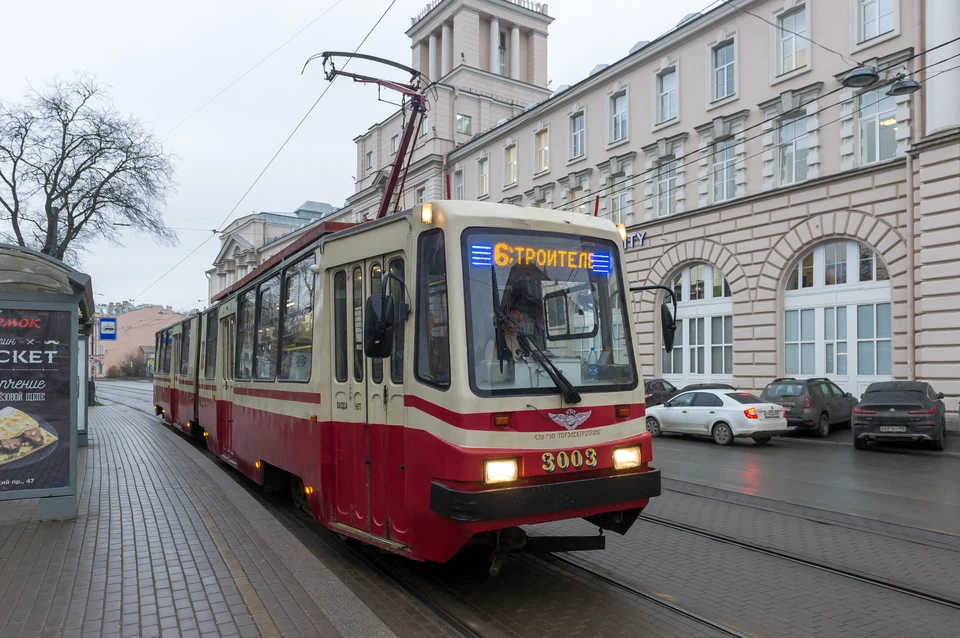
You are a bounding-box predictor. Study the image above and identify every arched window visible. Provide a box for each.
[783,240,890,394]
[661,263,732,386]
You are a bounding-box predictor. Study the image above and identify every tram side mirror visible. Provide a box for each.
[660,303,677,353]
[363,295,395,358]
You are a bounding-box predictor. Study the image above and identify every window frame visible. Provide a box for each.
[235,289,256,380]
[333,270,348,383]
[416,186,426,204]
[569,111,585,161]
[252,274,281,382]
[607,175,629,225]
[610,91,628,144]
[656,157,678,217]
[784,308,816,375]
[456,113,472,135]
[656,68,678,124]
[477,156,489,198]
[204,309,218,380]
[365,151,372,170]
[857,87,898,166]
[453,169,464,200]
[857,302,891,376]
[278,254,316,383]
[776,4,809,77]
[777,113,809,186]
[504,143,518,187]
[824,305,849,375]
[414,229,451,390]
[352,266,364,383]
[390,135,399,154]
[388,257,405,385]
[712,40,736,102]
[534,128,549,174]
[712,138,736,203]
[710,315,733,376]
[856,0,897,45]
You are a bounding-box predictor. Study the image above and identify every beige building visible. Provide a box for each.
[338,0,960,400]
[207,201,337,301]
[92,305,184,375]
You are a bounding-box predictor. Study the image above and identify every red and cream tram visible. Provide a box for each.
[154,201,663,568]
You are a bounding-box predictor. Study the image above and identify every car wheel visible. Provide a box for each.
[712,422,734,446]
[752,436,771,446]
[853,436,867,450]
[646,417,662,437]
[930,422,945,451]
[816,413,830,438]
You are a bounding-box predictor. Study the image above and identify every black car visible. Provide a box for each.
[852,381,947,451]
[760,377,857,437]
[644,378,679,407]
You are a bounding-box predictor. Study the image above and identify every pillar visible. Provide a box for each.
[441,23,452,77]
[428,33,438,81]
[510,25,521,80]
[925,0,960,134]
[489,17,499,74]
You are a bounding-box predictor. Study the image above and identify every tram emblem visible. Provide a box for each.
[548,409,592,431]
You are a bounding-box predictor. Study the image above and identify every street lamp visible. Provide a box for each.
[841,66,880,88]
[886,76,920,96]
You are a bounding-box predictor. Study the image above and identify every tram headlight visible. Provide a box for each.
[421,203,433,224]
[613,446,641,470]
[483,459,518,484]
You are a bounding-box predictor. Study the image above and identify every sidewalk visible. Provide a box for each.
[0,405,395,638]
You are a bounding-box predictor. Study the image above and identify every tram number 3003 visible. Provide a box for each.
[541,448,598,473]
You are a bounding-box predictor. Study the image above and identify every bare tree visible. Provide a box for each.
[0,73,176,261]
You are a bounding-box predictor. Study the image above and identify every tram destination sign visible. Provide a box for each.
[0,309,73,494]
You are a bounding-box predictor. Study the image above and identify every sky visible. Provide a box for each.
[2,0,709,313]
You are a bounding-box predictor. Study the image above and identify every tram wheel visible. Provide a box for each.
[290,475,305,509]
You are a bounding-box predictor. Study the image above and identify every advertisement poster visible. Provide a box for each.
[0,308,72,493]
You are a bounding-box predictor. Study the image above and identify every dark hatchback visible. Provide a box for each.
[644,378,679,407]
[852,381,947,451]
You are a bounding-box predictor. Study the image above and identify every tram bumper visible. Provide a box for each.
[429,468,661,523]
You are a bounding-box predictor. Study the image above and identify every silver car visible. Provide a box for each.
[645,390,794,446]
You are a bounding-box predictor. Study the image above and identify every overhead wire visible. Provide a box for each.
[133,0,399,302]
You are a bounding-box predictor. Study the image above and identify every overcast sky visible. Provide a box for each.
[3,0,708,312]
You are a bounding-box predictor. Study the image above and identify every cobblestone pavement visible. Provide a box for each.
[0,404,384,638]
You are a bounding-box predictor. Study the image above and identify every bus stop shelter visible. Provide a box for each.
[0,244,94,520]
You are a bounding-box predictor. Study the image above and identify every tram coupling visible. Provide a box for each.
[474,527,607,576]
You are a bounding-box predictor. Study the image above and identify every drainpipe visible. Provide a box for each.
[905,0,924,381]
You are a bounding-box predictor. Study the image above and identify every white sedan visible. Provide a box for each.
[645,389,794,446]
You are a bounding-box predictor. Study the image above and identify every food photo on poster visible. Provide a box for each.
[0,308,72,492]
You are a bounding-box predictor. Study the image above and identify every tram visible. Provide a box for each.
[152,53,668,572]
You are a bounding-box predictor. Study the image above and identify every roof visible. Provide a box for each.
[864,381,929,392]
[0,243,95,324]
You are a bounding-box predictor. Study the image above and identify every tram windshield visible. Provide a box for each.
[462,228,637,397]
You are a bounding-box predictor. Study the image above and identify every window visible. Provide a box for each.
[778,114,809,185]
[712,267,731,298]
[713,41,735,100]
[366,151,372,170]
[860,0,895,42]
[656,158,677,217]
[279,255,315,381]
[370,263,384,384]
[498,31,507,76]
[254,275,281,381]
[453,170,464,200]
[657,69,677,122]
[204,310,218,380]
[824,306,848,375]
[333,271,347,382]
[662,320,683,374]
[777,5,808,75]
[711,315,733,375]
[352,267,363,382]
[689,317,705,374]
[712,138,736,202]
[391,135,398,153]
[236,289,256,379]
[504,144,517,185]
[478,157,489,197]
[389,258,405,384]
[786,251,814,290]
[415,187,425,204]
[420,114,428,137]
[858,244,889,282]
[179,322,191,376]
[608,176,628,225]
[693,392,723,407]
[670,273,683,303]
[162,330,172,374]
[785,308,815,375]
[569,187,588,215]
[859,88,898,165]
[456,113,472,135]
[416,230,450,388]
[690,264,706,301]
[611,92,627,142]
[570,112,585,159]
[857,303,891,375]
[824,242,847,286]
[535,129,549,173]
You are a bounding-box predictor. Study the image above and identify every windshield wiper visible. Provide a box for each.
[497,310,581,404]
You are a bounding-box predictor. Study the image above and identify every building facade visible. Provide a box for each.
[91,304,184,376]
[342,0,960,399]
[207,201,337,301]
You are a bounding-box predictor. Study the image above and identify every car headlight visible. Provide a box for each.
[613,446,642,470]
[483,459,518,484]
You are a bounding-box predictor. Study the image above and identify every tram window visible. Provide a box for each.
[371,262,383,384]
[162,329,172,374]
[254,275,281,381]
[236,289,256,379]
[179,322,191,376]
[389,258,405,384]
[279,256,315,382]
[204,310,218,379]
[334,271,347,382]
[155,333,161,374]
[415,230,450,389]
[352,266,364,382]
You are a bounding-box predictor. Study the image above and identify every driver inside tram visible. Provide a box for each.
[484,274,547,361]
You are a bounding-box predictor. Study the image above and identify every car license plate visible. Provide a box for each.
[763,410,778,418]
[782,403,794,409]
[879,426,906,433]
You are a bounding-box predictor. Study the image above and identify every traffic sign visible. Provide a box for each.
[99,317,117,341]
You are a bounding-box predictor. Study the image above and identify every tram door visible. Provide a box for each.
[218,313,236,461]
[170,331,182,425]
[331,265,370,530]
